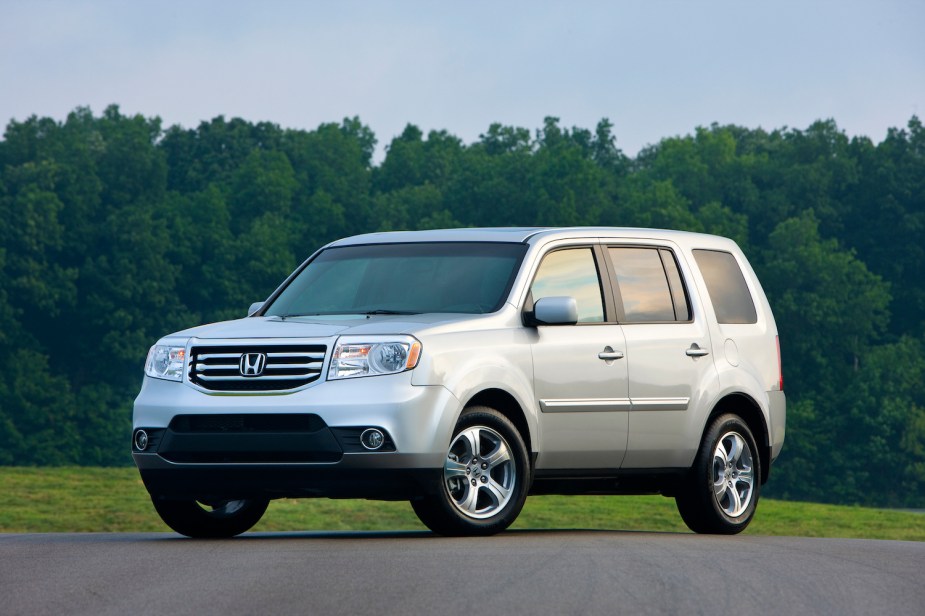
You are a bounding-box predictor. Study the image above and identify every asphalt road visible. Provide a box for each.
[2,530,923,615]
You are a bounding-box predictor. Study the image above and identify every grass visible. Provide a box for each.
[2,467,924,540]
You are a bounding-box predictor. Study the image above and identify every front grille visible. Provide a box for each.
[170,414,327,433]
[188,344,327,392]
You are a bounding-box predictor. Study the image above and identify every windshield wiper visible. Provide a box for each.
[273,313,323,319]
[362,310,420,316]
[272,310,419,319]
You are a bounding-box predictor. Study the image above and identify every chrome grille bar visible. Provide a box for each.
[197,374,321,382]
[188,343,328,392]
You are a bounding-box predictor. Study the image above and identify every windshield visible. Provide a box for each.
[264,242,528,317]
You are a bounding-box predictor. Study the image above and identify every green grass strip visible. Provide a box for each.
[2,467,923,540]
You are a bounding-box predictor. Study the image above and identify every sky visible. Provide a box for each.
[2,1,923,161]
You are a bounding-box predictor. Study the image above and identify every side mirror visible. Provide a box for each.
[532,296,578,326]
[247,301,264,317]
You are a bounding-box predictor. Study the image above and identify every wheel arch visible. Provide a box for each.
[464,388,534,456]
[704,393,771,484]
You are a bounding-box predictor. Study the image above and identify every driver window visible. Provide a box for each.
[530,248,604,323]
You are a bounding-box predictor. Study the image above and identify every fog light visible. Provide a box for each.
[360,428,384,450]
[134,429,149,451]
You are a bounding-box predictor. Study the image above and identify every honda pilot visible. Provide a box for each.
[133,227,786,537]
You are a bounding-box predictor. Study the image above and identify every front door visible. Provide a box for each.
[529,246,629,469]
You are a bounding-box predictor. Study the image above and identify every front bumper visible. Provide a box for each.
[136,460,442,501]
[132,371,459,500]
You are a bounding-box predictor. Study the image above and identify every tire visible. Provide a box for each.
[151,497,269,538]
[676,413,761,535]
[411,406,530,536]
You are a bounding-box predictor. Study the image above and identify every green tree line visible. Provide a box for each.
[1,106,923,507]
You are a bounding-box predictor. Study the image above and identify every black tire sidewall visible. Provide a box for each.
[152,498,269,538]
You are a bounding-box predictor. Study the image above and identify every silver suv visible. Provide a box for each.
[133,227,785,537]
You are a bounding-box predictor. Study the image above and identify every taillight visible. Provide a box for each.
[776,335,783,391]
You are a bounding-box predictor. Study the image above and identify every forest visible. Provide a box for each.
[0,105,922,507]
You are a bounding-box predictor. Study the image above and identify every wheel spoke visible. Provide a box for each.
[485,478,511,507]
[460,427,481,459]
[728,483,743,516]
[444,458,468,481]
[485,441,511,468]
[202,499,246,516]
[728,434,744,465]
[714,440,729,467]
[737,467,754,485]
[458,483,480,514]
[713,476,728,499]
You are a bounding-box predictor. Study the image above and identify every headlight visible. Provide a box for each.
[329,335,422,380]
[144,344,187,381]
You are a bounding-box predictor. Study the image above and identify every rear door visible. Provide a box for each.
[601,243,719,468]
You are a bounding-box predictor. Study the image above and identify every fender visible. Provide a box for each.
[410,327,538,449]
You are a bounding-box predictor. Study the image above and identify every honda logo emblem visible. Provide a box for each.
[239,352,267,376]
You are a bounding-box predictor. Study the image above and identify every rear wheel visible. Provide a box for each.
[151,497,269,538]
[411,406,530,536]
[676,414,761,534]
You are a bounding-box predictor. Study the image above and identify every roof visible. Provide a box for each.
[328,227,734,249]
[328,227,547,246]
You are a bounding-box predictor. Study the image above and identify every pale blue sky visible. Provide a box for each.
[2,1,923,159]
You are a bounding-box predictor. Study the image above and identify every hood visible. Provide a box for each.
[166,312,490,341]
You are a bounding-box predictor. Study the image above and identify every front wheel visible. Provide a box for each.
[151,497,269,538]
[411,406,530,536]
[676,414,761,534]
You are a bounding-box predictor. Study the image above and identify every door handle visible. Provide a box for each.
[598,347,625,361]
[685,344,710,357]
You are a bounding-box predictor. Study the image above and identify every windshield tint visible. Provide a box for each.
[265,242,528,316]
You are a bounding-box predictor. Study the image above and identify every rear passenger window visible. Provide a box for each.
[608,247,688,323]
[531,248,605,323]
[660,249,691,321]
[692,249,757,324]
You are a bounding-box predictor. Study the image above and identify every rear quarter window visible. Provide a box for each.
[692,249,758,324]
